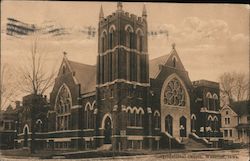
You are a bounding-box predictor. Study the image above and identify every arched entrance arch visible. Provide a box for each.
[191,114,196,132]
[165,115,173,135]
[23,124,29,147]
[160,73,191,138]
[101,113,112,144]
[180,116,187,137]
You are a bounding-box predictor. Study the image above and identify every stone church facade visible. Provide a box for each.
[16,3,223,151]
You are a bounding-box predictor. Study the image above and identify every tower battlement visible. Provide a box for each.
[100,12,145,24]
[99,3,147,25]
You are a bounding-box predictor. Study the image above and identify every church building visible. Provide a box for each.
[16,3,223,151]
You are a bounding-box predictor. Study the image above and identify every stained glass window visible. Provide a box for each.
[56,85,71,131]
[163,78,185,106]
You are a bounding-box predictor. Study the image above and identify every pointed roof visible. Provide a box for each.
[149,45,186,79]
[99,5,104,19]
[149,54,171,79]
[142,4,147,17]
[67,60,96,94]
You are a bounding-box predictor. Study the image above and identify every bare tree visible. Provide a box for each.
[219,72,249,105]
[17,37,56,95]
[16,37,56,153]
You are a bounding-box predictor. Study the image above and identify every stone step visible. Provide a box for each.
[185,138,208,149]
[97,144,112,151]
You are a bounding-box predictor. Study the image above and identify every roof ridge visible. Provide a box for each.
[149,53,172,79]
[68,59,96,67]
[150,53,171,61]
[65,59,96,94]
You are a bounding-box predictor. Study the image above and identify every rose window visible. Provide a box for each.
[164,78,185,106]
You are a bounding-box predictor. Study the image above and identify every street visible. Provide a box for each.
[0,148,249,161]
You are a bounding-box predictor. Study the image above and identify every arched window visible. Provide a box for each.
[165,115,173,135]
[213,116,218,132]
[128,107,144,127]
[136,111,143,127]
[154,111,160,129]
[101,31,107,52]
[136,29,143,52]
[207,115,212,133]
[109,33,113,49]
[36,119,42,132]
[125,25,134,48]
[85,103,93,129]
[109,29,114,49]
[163,78,185,106]
[131,111,136,126]
[206,92,212,110]
[136,108,144,127]
[191,114,196,132]
[55,84,72,131]
[213,94,218,111]
[127,108,132,126]
[62,65,66,74]
[173,58,176,68]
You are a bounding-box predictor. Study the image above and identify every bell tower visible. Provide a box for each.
[96,3,149,150]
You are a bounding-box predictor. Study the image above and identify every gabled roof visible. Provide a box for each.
[149,54,171,79]
[67,60,96,94]
[221,104,238,116]
[230,100,250,116]
[149,48,186,79]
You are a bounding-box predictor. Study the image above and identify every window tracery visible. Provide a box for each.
[85,103,93,129]
[56,85,71,131]
[163,78,185,106]
[136,29,143,52]
[154,111,160,129]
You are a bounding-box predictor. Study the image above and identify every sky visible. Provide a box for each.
[1,1,249,109]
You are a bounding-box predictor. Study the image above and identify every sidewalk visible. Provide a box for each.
[48,147,223,159]
[0,147,228,159]
[0,148,74,159]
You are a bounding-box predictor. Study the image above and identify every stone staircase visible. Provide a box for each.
[97,144,112,151]
[184,137,209,149]
[189,133,212,148]
[160,132,185,149]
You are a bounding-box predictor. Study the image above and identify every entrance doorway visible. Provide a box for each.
[180,116,187,137]
[104,116,112,144]
[191,114,196,132]
[24,126,28,147]
[165,115,173,135]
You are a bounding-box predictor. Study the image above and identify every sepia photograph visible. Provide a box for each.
[0,1,249,161]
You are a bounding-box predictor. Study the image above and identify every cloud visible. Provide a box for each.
[152,17,233,45]
[231,33,248,42]
[2,15,249,85]
[148,17,248,82]
[179,17,231,43]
